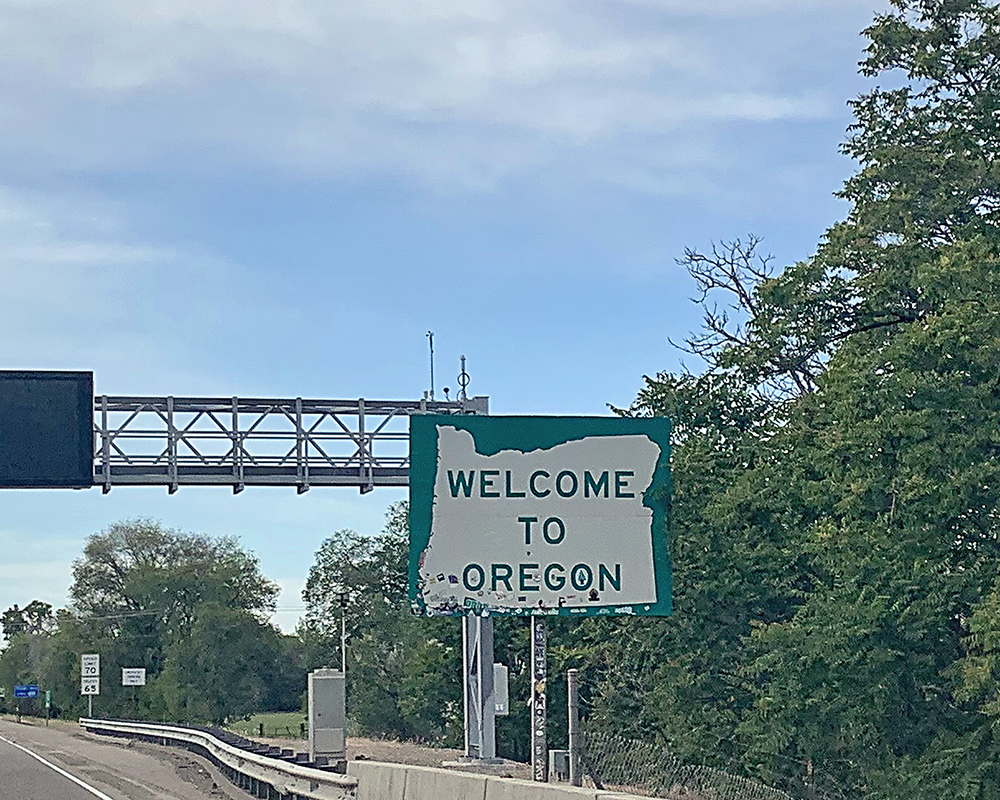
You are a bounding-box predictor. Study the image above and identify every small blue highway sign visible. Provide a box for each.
[14,684,39,698]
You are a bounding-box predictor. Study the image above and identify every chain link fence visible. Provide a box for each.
[580,730,798,800]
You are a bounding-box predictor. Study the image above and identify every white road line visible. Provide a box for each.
[0,734,118,800]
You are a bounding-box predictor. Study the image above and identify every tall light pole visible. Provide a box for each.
[335,591,348,674]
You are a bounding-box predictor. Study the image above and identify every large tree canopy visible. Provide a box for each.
[70,518,278,627]
[589,2,1000,798]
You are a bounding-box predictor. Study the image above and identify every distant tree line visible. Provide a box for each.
[0,520,303,724]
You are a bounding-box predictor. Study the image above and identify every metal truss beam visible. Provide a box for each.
[93,395,488,494]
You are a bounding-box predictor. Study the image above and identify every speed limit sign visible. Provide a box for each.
[81,654,100,696]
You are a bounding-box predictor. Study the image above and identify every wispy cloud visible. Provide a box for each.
[0,185,257,390]
[0,0,873,191]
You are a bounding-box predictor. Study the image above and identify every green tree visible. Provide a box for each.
[154,603,287,724]
[0,600,58,717]
[299,501,462,744]
[71,518,278,626]
[594,3,1000,798]
[581,369,810,772]
[713,0,1000,398]
[729,242,1000,798]
[0,605,26,641]
[1,601,54,642]
[66,519,281,720]
[726,1,1000,794]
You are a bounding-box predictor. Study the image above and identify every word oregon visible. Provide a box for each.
[446,469,636,499]
[461,561,623,593]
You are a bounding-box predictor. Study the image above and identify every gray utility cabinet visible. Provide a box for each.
[308,669,346,770]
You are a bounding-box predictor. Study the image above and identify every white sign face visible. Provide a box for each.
[121,668,146,686]
[409,416,672,617]
[81,653,100,676]
[81,676,100,695]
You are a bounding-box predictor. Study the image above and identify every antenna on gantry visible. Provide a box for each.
[426,331,435,400]
[458,355,470,402]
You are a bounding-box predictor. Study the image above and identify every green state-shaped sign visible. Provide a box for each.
[409,415,671,617]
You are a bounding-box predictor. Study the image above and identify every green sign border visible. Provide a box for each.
[409,415,671,617]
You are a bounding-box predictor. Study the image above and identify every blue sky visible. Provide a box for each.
[0,0,888,630]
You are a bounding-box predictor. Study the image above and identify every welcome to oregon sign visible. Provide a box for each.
[409,416,671,617]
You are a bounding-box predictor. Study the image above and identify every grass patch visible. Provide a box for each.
[228,711,308,739]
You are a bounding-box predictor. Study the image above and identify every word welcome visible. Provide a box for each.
[447,469,636,499]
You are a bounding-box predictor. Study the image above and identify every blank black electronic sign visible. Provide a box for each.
[0,371,94,488]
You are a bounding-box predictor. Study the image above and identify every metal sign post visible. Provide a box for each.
[531,616,548,782]
[567,668,580,785]
[334,591,348,674]
[462,614,497,760]
[122,668,146,719]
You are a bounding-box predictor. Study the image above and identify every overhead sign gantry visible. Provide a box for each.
[0,370,487,493]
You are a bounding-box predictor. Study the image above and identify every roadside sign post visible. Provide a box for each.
[531,617,547,781]
[122,668,146,719]
[13,685,39,724]
[45,689,51,726]
[81,654,100,717]
[567,668,581,786]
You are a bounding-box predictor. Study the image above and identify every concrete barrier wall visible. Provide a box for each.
[485,776,598,800]
[348,760,646,800]
[81,718,643,800]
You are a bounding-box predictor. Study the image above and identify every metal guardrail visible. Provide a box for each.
[80,718,356,800]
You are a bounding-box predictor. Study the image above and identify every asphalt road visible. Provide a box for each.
[0,730,104,800]
[0,717,244,800]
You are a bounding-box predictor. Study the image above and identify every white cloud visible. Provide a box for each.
[0,185,258,390]
[0,0,878,190]
[0,529,79,609]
